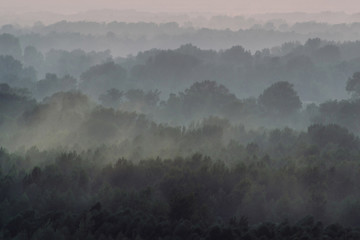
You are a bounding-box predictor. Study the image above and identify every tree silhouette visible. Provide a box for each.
[258,81,302,115]
[346,72,360,98]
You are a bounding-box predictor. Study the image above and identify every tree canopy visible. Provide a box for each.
[258,81,302,115]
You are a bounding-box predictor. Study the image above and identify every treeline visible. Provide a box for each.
[4,19,360,55]
[3,32,360,102]
[1,142,360,239]
[0,79,358,157]
[2,76,360,150]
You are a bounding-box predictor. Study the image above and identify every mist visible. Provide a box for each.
[1,2,360,239]
[3,0,360,15]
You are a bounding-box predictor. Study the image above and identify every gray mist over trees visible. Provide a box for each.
[1,11,360,239]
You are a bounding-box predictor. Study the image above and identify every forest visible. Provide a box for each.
[1,13,360,239]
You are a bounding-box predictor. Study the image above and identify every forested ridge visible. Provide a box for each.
[1,20,360,239]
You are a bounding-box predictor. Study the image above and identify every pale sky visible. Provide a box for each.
[2,0,360,14]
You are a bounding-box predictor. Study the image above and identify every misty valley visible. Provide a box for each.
[1,15,360,239]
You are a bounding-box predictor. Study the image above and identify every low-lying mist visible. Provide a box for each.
[1,15,360,239]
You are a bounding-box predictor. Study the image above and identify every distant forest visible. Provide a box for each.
[1,20,360,239]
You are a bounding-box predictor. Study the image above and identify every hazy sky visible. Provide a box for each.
[2,0,360,14]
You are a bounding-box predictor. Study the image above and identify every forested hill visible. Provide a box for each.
[1,17,360,239]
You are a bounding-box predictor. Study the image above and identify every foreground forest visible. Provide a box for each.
[1,18,360,239]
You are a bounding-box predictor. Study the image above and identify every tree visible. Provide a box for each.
[346,72,360,98]
[122,89,160,111]
[0,83,35,118]
[221,45,252,67]
[131,50,200,84]
[99,88,123,108]
[0,34,22,60]
[79,61,127,98]
[23,46,44,71]
[313,45,341,64]
[182,80,237,106]
[0,55,36,89]
[304,38,322,51]
[307,124,359,151]
[36,73,77,99]
[258,81,302,115]
[179,80,238,118]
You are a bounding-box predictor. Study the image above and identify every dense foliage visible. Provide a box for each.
[1,141,360,239]
[1,19,360,239]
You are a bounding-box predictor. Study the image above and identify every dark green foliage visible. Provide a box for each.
[0,83,36,118]
[0,55,36,89]
[346,72,360,98]
[160,80,240,122]
[307,124,359,151]
[79,61,127,97]
[0,144,359,238]
[314,99,360,134]
[258,81,302,115]
[35,73,77,99]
